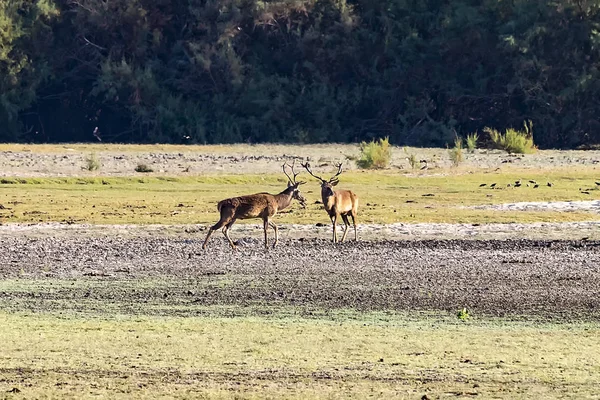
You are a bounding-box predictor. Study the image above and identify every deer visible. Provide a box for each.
[301,162,358,243]
[202,161,306,250]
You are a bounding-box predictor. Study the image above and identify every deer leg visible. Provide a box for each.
[222,219,237,250]
[331,214,338,243]
[269,221,279,248]
[263,218,270,249]
[204,207,235,250]
[203,219,228,250]
[340,214,350,242]
[351,213,358,241]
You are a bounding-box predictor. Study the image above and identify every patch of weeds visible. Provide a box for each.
[449,136,464,167]
[84,152,101,171]
[135,163,154,173]
[456,308,470,321]
[484,120,537,154]
[0,178,18,184]
[465,132,479,153]
[403,148,418,169]
[357,137,392,169]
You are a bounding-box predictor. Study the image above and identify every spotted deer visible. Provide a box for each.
[202,162,306,250]
[301,162,358,243]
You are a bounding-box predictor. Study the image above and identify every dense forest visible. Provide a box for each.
[1,0,599,148]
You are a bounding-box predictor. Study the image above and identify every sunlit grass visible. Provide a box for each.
[1,168,599,225]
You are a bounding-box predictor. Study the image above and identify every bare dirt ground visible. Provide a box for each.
[2,233,600,321]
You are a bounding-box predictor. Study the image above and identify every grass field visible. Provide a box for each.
[2,310,599,399]
[1,168,600,225]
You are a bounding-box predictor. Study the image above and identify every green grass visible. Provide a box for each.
[1,310,599,399]
[1,168,600,225]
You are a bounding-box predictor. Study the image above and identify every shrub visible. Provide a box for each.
[356,137,392,169]
[484,121,537,154]
[465,132,479,152]
[135,163,154,173]
[449,136,464,167]
[84,152,101,171]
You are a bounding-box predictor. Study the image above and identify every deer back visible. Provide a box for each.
[218,193,276,219]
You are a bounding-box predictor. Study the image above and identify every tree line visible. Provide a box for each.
[1,0,599,148]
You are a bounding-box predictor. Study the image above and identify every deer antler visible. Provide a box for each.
[300,162,326,183]
[283,160,305,185]
[328,162,344,184]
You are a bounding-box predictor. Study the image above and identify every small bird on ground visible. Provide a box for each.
[582,191,591,195]
[514,182,522,187]
[529,180,537,184]
[479,183,487,187]
[595,181,600,186]
[533,184,539,188]
[506,183,512,187]
[547,182,553,187]
[490,183,497,188]
[515,180,522,185]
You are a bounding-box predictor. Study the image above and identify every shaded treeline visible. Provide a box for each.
[1,0,599,148]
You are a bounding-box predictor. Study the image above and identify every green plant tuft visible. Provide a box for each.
[484,121,537,154]
[84,152,101,171]
[465,132,479,152]
[456,308,470,321]
[135,163,154,173]
[357,137,392,169]
[403,147,418,169]
[449,136,464,167]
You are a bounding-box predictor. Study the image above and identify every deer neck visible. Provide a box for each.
[321,190,336,211]
[275,187,294,211]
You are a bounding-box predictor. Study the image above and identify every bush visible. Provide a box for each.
[484,121,537,154]
[135,163,154,173]
[449,136,464,167]
[465,132,479,152]
[84,152,101,171]
[357,137,392,169]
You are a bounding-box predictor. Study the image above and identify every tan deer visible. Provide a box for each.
[202,162,306,250]
[301,162,358,243]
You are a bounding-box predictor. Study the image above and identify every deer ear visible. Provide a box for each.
[330,180,339,186]
[287,181,293,188]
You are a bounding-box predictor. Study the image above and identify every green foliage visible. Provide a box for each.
[485,121,537,154]
[134,164,153,173]
[457,308,470,321]
[84,153,101,171]
[465,132,479,153]
[357,137,392,169]
[1,1,600,148]
[449,136,464,167]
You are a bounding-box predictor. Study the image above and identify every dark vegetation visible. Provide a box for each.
[2,0,600,148]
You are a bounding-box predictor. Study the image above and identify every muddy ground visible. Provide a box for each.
[2,233,599,321]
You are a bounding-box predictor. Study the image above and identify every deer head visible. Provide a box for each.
[282,160,307,207]
[301,162,343,197]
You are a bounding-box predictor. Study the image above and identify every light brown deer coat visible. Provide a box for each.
[302,162,358,243]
